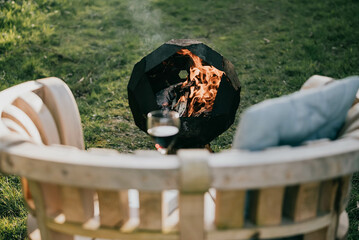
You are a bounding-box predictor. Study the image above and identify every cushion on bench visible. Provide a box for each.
[233,76,359,151]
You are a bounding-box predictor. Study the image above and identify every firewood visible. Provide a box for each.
[177,92,189,117]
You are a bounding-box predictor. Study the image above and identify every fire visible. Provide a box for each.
[176,49,225,117]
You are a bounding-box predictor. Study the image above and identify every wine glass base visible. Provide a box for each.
[158,148,168,155]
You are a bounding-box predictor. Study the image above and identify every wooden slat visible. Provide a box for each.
[215,190,245,228]
[22,177,36,214]
[0,81,42,114]
[179,194,205,240]
[318,179,338,213]
[61,186,94,223]
[284,182,320,222]
[36,78,95,223]
[249,187,284,226]
[2,105,42,143]
[335,176,352,239]
[2,118,31,140]
[178,149,210,240]
[163,192,180,233]
[303,213,338,240]
[204,190,216,231]
[303,227,328,240]
[338,175,352,213]
[207,213,332,240]
[162,190,178,219]
[36,77,84,149]
[327,213,339,240]
[89,148,130,228]
[136,150,177,232]
[28,180,51,240]
[98,190,129,227]
[12,92,61,145]
[139,192,163,230]
[28,180,73,240]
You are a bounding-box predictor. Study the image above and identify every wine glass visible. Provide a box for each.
[147,110,180,155]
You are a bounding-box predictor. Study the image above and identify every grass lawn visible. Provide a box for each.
[0,0,358,239]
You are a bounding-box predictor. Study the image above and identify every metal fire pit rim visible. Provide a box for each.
[144,39,224,73]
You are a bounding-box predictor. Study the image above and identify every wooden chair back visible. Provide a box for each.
[0,78,359,240]
[0,78,92,239]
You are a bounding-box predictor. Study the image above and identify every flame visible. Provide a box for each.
[176,49,225,117]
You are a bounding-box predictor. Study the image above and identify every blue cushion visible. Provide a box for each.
[233,76,359,151]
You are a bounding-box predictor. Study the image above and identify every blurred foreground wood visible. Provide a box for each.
[0,76,358,239]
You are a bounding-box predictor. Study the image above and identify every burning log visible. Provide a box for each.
[156,83,182,109]
[156,84,189,117]
[176,92,189,117]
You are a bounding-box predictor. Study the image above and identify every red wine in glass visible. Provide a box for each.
[147,125,179,148]
[147,110,180,154]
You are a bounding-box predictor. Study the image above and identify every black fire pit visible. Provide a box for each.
[128,39,241,148]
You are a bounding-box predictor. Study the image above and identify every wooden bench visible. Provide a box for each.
[0,77,358,240]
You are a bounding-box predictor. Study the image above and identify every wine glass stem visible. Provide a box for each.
[158,148,168,155]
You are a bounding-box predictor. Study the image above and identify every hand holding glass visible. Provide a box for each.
[147,110,180,154]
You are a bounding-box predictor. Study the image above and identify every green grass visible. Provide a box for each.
[0,0,358,239]
[0,176,27,239]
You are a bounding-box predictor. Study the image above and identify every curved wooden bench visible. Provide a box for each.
[0,77,358,240]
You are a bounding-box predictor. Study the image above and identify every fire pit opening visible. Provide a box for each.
[149,48,225,118]
[128,39,241,148]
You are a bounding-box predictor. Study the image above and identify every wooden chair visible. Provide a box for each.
[0,77,358,240]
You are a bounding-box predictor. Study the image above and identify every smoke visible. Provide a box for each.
[127,0,166,51]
